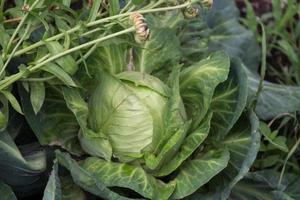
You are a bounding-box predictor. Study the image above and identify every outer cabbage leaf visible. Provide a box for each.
[202,0,300,120]
[81,157,176,200]
[230,170,300,200]
[0,131,46,196]
[153,112,212,177]
[210,58,248,139]
[247,71,300,120]
[42,163,87,200]
[204,0,260,72]
[180,51,230,128]
[87,43,128,74]
[219,110,261,199]
[19,85,83,156]
[187,110,261,200]
[144,66,188,171]
[56,151,133,200]
[134,27,181,73]
[62,87,112,160]
[171,149,230,199]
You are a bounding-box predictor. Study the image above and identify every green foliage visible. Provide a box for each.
[0,0,298,199]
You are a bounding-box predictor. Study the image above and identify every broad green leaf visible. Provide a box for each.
[215,110,261,199]
[145,122,190,171]
[201,0,300,120]
[88,73,153,161]
[260,122,288,152]
[61,176,86,200]
[19,85,83,155]
[180,51,230,128]
[87,43,128,74]
[62,87,112,160]
[30,82,45,114]
[204,0,260,72]
[230,170,300,200]
[87,0,102,22]
[186,111,261,200]
[45,41,78,75]
[1,90,23,114]
[42,161,61,200]
[62,88,88,128]
[42,63,77,87]
[154,112,212,177]
[56,150,135,200]
[210,58,248,139]
[81,157,176,200]
[171,149,230,199]
[0,181,17,200]
[247,70,300,120]
[179,18,209,64]
[135,28,181,73]
[0,131,46,193]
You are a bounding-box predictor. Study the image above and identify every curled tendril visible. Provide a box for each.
[130,13,150,42]
[183,5,199,18]
[201,0,213,9]
[21,4,30,12]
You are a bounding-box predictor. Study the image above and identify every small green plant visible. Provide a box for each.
[242,0,300,85]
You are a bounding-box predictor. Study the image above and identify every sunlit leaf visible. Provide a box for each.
[171,149,230,199]
[42,63,77,87]
[134,28,181,73]
[30,82,45,114]
[45,41,78,75]
[180,51,230,128]
[62,87,112,160]
[210,58,248,139]
[81,157,176,200]
[56,150,135,200]
[1,90,23,114]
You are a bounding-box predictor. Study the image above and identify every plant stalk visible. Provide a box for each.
[0,27,136,90]
[6,1,190,59]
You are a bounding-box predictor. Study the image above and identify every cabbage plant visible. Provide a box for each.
[0,0,264,199]
[50,2,261,199]
[58,51,234,200]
